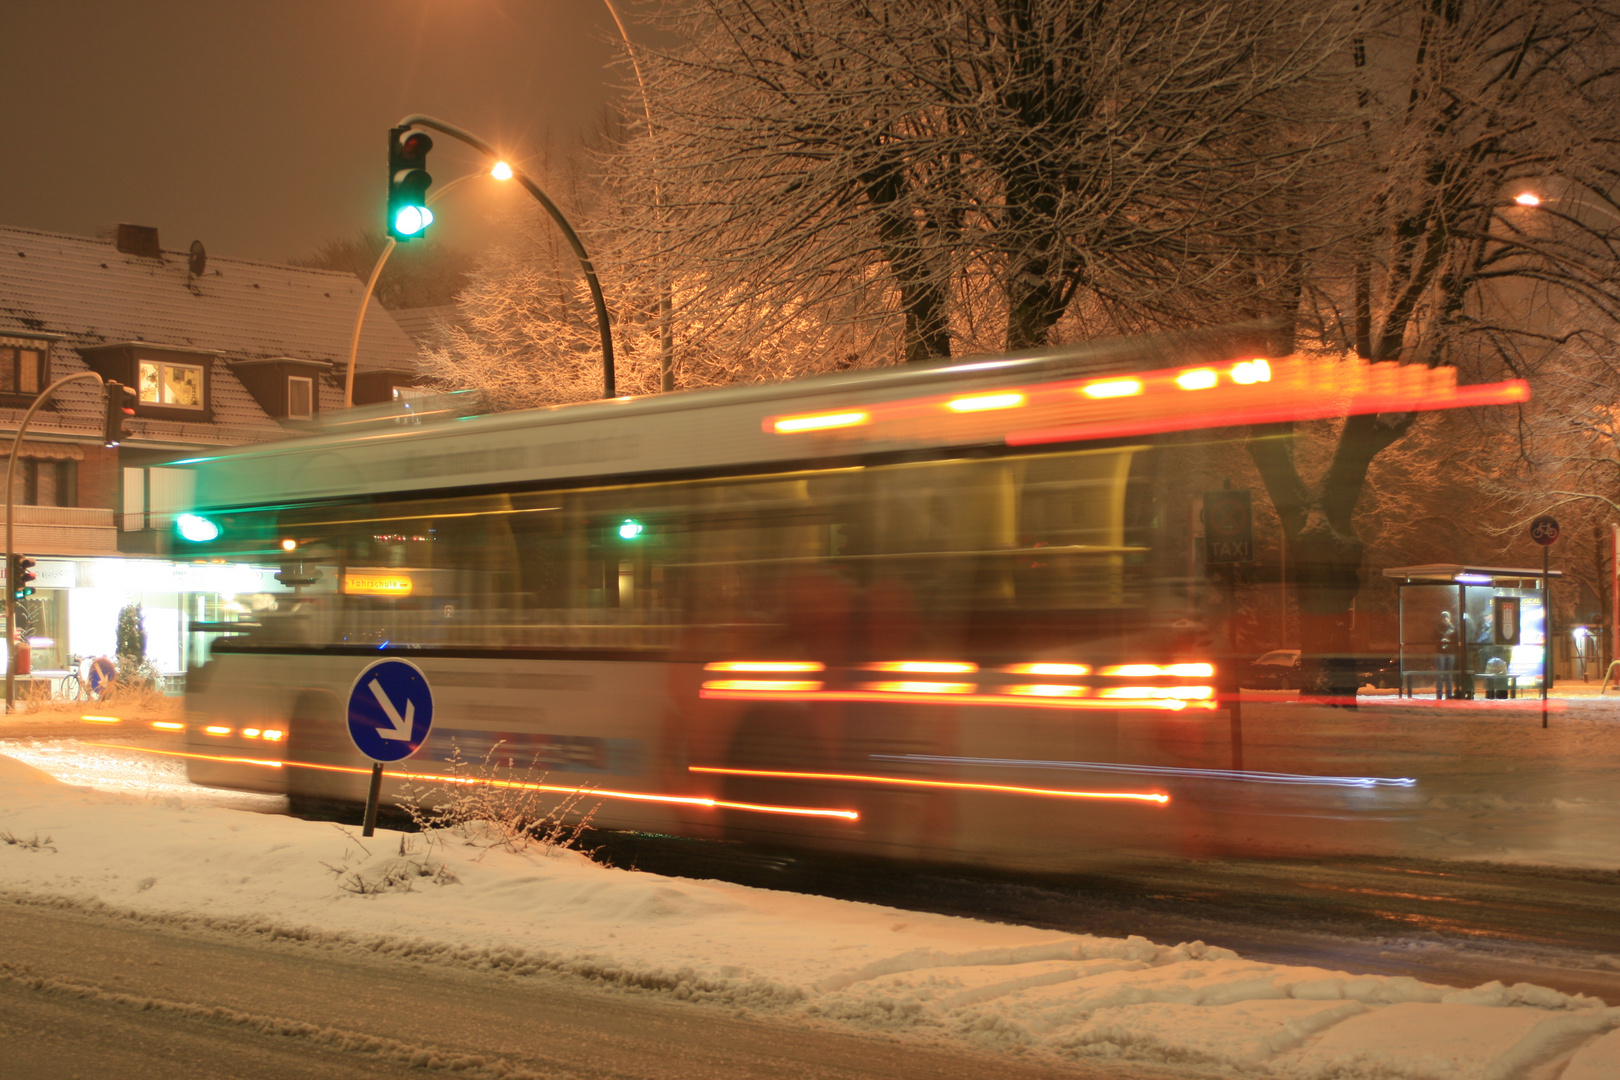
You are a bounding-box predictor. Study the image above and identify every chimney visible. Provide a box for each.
[97,224,162,259]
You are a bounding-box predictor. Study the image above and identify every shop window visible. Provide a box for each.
[288,375,313,419]
[139,360,204,408]
[0,342,46,396]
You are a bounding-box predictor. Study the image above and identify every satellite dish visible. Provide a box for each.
[188,240,207,278]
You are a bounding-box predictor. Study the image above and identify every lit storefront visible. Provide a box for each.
[4,557,284,684]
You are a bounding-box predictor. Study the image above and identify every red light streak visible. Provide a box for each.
[83,743,858,821]
[704,661,826,673]
[862,660,978,674]
[690,765,1169,805]
[702,679,824,693]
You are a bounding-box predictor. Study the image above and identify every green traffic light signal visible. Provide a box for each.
[387,126,434,241]
[618,518,644,540]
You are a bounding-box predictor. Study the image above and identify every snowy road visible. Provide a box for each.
[0,898,1151,1080]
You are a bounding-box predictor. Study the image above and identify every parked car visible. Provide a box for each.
[1355,655,1401,690]
[1243,649,1303,689]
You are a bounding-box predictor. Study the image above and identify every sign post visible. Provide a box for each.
[1204,489,1254,769]
[1530,515,1560,729]
[346,658,434,836]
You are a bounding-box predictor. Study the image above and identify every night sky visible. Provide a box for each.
[2,0,628,263]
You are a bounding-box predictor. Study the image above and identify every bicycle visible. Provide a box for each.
[58,654,85,702]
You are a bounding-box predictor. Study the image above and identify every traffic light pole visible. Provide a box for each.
[343,170,483,409]
[394,114,616,399]
[5,372,107,712]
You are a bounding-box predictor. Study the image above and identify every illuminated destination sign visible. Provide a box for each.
[342,572,414,596]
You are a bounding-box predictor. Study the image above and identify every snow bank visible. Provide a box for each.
[1,751,1616,1078]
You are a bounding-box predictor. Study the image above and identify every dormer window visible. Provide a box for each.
[287,376,313,419]
[0,338,48,398]
[139,360,203,408]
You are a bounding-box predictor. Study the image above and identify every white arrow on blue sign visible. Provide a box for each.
[346,658,434,763]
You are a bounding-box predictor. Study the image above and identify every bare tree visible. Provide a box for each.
[1239,0,1620,690]
[614,0,1353,365]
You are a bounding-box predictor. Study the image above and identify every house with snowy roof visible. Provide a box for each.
[0,222,421,678]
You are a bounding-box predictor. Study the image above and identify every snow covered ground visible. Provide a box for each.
[4,748,1620,1078]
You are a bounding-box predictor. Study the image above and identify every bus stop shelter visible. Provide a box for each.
[1382,564,1561,699]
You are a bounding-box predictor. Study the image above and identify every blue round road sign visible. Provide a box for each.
[346,659,434,763]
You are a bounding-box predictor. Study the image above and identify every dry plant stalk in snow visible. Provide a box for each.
[398,741,602,861]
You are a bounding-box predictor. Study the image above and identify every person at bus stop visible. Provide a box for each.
[1435,610,1457,699]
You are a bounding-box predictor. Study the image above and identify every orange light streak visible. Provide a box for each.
[1006,684,1088,698]
[203,726,232,736]
[243,728,262,738]
[703,661,826,673]
[702,679,824,693]
[1100,685,1214,700]
[1101,664,1166,677]
[1175,368,1219,390]
[769,411,870,434]
[87,743,283,768]
[946,392,1025,413]
[1230,359,1272,384]
[699,686,1199,710]
[85,743,858,821]
[152,721,184,731]
[1169,663,1216,677]
[1003,662,1090,676]
[863,661,978,673]
[81,715,120,724]
[1082,378,1143,399]
[262,730,284,741]
[690,765,1169,805]
[863,681,976,694]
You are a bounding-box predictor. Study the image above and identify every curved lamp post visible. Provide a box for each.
[343,167,496,407]
[346,114,619,405]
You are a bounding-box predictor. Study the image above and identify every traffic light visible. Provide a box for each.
[618,518,645,540]
[10,555,35,601]
[103,380,136,448]
[387,126,434,240]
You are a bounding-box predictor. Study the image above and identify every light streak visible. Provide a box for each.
[203,726,232,736]
[863,661,979,673]
[1003,663,1090,676]
[1230,359,1272,384]
[946,392,1025,413]
[84,744,858,820]
[874,753,1417,789]
[1082,378,1143,399]
[1101,663,1215,678]
[1005,684,1088,698]
[243,728,261,738]
[770,411,869,434]
[702,679,824,693]
[80,715,119,724]
[1100,685,1214,700]
[862,681,976,694]
[690,765,1169,804]
[1175,368,1219,390]
[703,661,826,673]
[152,721,184,731]
[1101,664,1165,677]
[698,685,1200,710]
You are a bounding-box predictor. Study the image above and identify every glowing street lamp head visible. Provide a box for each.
[491,161,514,181]
[1515,191,1542,207]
